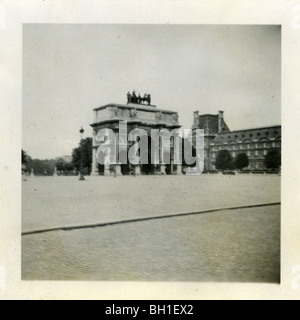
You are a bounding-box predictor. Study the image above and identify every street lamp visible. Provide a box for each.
[79,126,85,181]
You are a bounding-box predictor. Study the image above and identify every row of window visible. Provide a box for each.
[220,130,280,140]
[210,141,280,151]
[211,162,264,170]
[209,150,269,159]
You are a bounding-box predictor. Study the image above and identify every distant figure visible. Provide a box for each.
[127,92,132,104]
[137,93,142,104]
[132,90,137,104]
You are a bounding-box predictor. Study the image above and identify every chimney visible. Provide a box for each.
[193,111,199,128]
[218,110,224,133]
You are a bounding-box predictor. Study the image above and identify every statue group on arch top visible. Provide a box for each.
[127,90,151,105]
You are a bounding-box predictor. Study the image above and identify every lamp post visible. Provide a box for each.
[79,127,85,181]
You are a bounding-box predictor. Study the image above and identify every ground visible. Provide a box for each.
[22,174,280,282]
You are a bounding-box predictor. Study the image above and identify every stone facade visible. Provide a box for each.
[90,102,181,175]
[192,111,281,171]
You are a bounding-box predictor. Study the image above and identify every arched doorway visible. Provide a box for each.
[119,150,130,175]
[141,136,156,175]
[97,163,104,175]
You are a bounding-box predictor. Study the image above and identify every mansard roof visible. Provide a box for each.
[214,124,281,143]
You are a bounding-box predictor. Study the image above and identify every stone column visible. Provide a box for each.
[91,147,99,176]
[128,162,132,175]
[152,138,160,175]
[115,163,122,176]
[176,164,182,175]
[114,131,122,176]
[135,165,141,175]
[104,164,110,176]
[158,137,166,174]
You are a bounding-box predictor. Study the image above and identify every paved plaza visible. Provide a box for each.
[22,174,280,282]
[22,174,280,233]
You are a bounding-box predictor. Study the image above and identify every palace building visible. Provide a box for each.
[90,93,182,176]
[192,111,281,171]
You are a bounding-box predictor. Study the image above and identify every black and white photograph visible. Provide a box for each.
[21,24,281,282]
[1,0,300,300]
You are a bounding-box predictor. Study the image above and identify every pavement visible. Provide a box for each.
[22,174,281,233]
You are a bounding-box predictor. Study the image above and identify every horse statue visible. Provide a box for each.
[140,94,151,105]
[127,91,151,105]
[131,90,138,103]
[137,94,142,104]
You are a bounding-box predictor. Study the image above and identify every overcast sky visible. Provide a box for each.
[23,24,281,159]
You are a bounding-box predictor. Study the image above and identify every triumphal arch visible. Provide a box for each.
[90,92,182,176]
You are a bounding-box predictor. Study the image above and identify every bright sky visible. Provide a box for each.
[23,24,281,159]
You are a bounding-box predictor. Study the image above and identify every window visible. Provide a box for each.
[257,133,261,137]
[272,142,276,147]
[250,134,253,138]
[255,150,258,157]
[232,151,236,157]
[247,151,251,157]
[263,150,267,156]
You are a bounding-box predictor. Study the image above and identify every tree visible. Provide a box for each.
[72,137,92,174]
[264,150,281,170]
[234,153,249,170]
[22,149,30,175]
[65,162,74,173]
[55,158,67,172]
[215,150,233,171]
[22,150,29,165]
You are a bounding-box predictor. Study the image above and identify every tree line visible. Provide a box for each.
[22,137,93,176]
[215,149,281,171]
